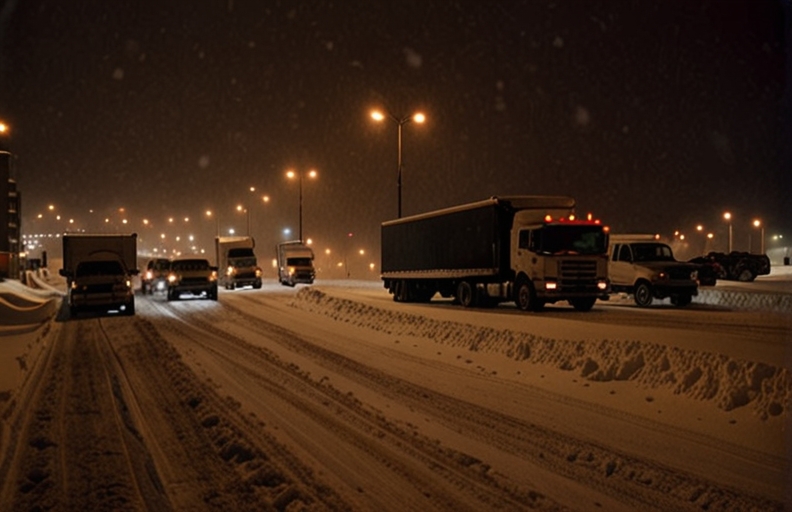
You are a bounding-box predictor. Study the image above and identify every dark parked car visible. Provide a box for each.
[689,252,771,283]
[687,255,724,286]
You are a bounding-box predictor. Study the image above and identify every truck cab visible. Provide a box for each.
[276,241,315,287]
[510,213,610,311]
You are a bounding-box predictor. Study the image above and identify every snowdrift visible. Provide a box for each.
[291,287,791,421]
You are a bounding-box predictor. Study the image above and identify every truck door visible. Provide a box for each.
[608,243,634,287]
[512,228,535,277]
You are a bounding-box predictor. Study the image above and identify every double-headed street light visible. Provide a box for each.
[286,169,317,241]
[370,109,426,218]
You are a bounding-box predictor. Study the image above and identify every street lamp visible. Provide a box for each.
[236,204,250,236]
[752,219,764,254]
[723,212,733,253]
[286,169,317,241]
[370,109,426,218]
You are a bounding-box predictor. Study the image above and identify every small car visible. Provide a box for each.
[141,258,170,294]
[166,258,218,301]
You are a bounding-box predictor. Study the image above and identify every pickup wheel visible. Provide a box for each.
[456,281,476,308]
[570,297,596,312]
[634,282,653,307]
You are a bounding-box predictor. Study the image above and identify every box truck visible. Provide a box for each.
[215,236,262,289]
[59,233,139,316]
[381,196,610,311]
[276,241,315,286]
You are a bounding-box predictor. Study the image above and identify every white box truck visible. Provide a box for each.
[381,196,610,311]
[276,241,315,286]
[59,233,138,316]
[215,236,262,290]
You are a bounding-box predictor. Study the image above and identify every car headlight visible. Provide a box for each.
[168,274,177,283]
[255,268,262,277]
[227,266,235,276]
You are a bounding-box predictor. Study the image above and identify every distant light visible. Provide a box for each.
[370,110,385,122]
[723,212,732,221]
[283,228,291,235]
[413,112,426,123]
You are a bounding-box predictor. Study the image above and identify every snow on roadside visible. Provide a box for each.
[291,287,791,421]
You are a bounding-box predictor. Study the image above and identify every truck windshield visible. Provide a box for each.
[231,257,257,267]
[286,257,313,267]
[532,225,608,255]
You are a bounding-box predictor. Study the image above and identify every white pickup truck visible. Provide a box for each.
[608,235,699,307]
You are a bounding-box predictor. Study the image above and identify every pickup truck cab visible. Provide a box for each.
[609,239,699,307]
[70,259,135,316]
[167,258,218,301]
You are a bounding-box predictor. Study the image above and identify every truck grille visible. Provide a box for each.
[181,277,209,284]
[558,260,599,289]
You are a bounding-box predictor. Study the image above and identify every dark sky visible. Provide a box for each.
[1,0,789,259]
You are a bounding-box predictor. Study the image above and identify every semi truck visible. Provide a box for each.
[215,236,262,289]
[276,241,315,286]
[59,233,139,316]
[381,196,610,312]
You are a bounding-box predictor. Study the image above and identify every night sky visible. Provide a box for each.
[1,0,789,260]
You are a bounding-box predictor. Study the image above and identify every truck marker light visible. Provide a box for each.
[568,214,575,221]
[544,215,552,222]
[597,281,608,290]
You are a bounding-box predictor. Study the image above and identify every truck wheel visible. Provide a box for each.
[167,288,175,301]
[515,279,538,312]
[456,281,476,308]
[209,286,218,301]
[671,294,692,307]
[634,282,653,307]
[125,300,135,316]
[570,297,596,312]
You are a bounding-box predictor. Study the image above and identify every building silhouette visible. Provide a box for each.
[1,150,21,279]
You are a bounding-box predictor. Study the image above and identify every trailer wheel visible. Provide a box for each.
[456,281,476,308]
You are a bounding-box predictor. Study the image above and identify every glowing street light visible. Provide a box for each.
[370,108,426,218]
[723,212,733,253]
[286,169,318,241]
[752,219,764,254]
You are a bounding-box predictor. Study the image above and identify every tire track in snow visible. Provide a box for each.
[225,292,783,512]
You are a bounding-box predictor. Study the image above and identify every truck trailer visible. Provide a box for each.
[276,241,315,286]
[381,196,610,311]
[215,236,262,289]
[59,233,139,316]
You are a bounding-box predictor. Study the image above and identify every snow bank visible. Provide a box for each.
[291,288,791,421]
[0,275,62,329]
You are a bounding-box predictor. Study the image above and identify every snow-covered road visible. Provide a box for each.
[0,276,789,510]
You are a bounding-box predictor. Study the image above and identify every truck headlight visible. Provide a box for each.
[597,280,608,291]
[255,268,262,277]
[545,280,557,290]
[227,266,235,276]
[168,274,177,283]
[288,267,296,276]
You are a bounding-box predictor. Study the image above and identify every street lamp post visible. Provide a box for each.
[723,212,733,253]
[286,169,317,241]
[752,219,764,254]
[370,109,426,218]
